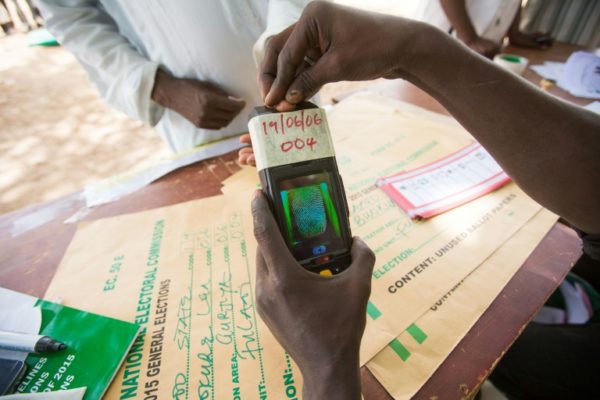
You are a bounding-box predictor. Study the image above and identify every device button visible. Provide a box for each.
[313,255,331,265]
[319,269,333,277]
[312,245,327,256]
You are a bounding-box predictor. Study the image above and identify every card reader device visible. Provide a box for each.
[248,102,352,274]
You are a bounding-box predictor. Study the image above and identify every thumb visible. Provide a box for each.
[251,191,296,271]
[284,55,335,104]
[348,237,376,281]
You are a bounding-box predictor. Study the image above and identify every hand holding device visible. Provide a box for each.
[260,1,414,110]
[251,191,374,400]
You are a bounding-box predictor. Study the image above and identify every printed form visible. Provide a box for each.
[378,143,510,219]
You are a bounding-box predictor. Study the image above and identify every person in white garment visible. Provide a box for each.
[414,0,552,58]
[34,1,309,153]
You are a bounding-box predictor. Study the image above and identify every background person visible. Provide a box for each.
[35,0,309,153]
[415,0,552,58]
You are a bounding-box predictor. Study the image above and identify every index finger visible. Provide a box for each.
[260,25,296,100]
[264,22,312,107]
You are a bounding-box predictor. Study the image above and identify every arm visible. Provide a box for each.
[35,0,164,125]
[439,0,500,58]
[36,0,245,130]
[251,191,375,400]
[261,2,600,233]
[403,25,596,231]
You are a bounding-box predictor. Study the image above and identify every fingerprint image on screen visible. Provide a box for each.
[279,172,344,260]
[287,185,327,237]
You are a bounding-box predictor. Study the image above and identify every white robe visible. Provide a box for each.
[35,0,308,152]
[415,0,521,43]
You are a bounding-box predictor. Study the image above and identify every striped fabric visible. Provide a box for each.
[521,0,600,47]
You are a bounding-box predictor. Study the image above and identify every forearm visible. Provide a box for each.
[261,2,598,231]
[151,69,175,108]
[36,0,163,125]
[300,353,361,400]
[507,7,522,38]
[439,0,477,42]
[397,22,600,232]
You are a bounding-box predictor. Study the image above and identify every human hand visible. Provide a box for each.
[261,1,418,110]
[464,36,501,59]
[238,133,256,166]
[508,31,553,49]
[152,69,245,129]
[251,191,375,400]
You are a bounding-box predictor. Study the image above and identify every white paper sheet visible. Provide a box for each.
[0,288,42,362]
[557,52,600,99]
[84,136,242,207]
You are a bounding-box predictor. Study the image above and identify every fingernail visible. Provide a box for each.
[286,90,301,103]
[228,96,245,102]
[264,91,274,106]
[275,100,295,112]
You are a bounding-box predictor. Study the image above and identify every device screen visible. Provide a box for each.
[278,172,346,261]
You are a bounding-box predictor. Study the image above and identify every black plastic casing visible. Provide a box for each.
[249,103,352,274]
[0,359,26,395]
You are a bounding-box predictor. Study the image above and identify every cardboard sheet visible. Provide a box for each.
[46,194,303,399]
[45,92,546,398]
[164,92,544,366]
[367,208,557,399]
[220,166,260,196]
[84,136,242,207]
[221,118,543,365]
[321,93,542,362]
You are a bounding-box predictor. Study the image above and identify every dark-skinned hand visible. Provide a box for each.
[260,1,414,111]
[152,69,245,130]
[251,191,375,400]
[464,36,501,59]
[508,30,553,49]
[238,1,414,166]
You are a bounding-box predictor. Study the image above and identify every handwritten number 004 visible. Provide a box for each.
[280,137,317,152]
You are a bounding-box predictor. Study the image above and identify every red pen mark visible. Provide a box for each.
[280,137,318,153]
[261,111,322,136]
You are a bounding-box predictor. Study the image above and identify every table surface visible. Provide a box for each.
[0,42,585,399]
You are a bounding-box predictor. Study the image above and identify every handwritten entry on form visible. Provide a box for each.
[45,194,303,400]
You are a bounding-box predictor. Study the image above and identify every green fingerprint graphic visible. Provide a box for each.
[289,185,327,238]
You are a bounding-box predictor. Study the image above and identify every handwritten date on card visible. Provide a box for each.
[249,108,335,170]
